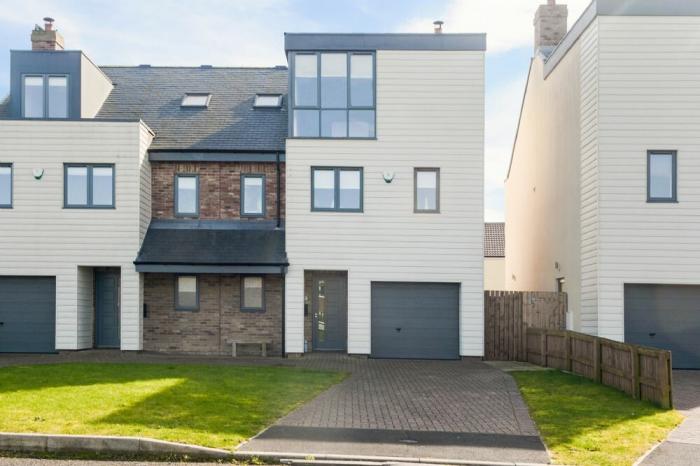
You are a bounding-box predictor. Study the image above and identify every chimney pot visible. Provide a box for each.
[433,20,444,34]
[533,1,567,53]
[31,17,64,51]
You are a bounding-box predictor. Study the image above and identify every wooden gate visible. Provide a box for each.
[484,291,567,360]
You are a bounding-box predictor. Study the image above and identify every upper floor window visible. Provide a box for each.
[0,164,12,208]
[64,164,115,209]
[648,151,677,203]
[242,174,265,217]
[175,174,199,217]
[311,167,363,212]
[415,168,440,213]
[23,75,68,119]
[292,52,375,139]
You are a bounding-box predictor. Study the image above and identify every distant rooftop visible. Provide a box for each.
[485,222,505,258]
[285,32,487,53]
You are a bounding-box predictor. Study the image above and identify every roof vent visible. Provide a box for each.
[433,20,444,33]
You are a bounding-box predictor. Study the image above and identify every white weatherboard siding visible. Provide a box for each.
[0,120,152,350]
[595,16,700,340]
[285,50,485,356]
[505,41,583,329]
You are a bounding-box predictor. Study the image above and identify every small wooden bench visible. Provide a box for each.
[229,340,271,358]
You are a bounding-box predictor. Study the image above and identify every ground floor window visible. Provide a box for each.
[241,276,264,311]
[175,275,198,311]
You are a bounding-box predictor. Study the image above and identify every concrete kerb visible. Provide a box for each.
[233,451,551,466]
[0,432,232,458]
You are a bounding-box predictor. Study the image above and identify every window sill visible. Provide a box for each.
[311,209,363,213]
[646,199,678,204]
[240,308,266,313]
[63,205,116,210]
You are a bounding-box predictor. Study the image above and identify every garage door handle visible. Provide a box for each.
[395,327,401,332]
[649,332,656,337]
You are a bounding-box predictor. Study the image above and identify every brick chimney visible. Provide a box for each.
[534,0,567,53]
[31,17,65,51]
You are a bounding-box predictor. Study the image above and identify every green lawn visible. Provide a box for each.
[512,370,683,466]
[0,363,345,450]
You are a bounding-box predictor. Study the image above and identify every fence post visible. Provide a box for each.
[658,351,672,409]
[593,337,602,383]
[540,329,547,367]
[631,346,640,399]
[565,332,572,372]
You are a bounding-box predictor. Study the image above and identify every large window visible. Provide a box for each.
[175,174,199,217]
[0,164,11,208]
[414,168,440,213]
[292,52,375,139]
[23,75,68,119]
[241,276,264,311]
[64,164,115,208]
[241,174,265,217]
[176,275,198,311]
[648,151,677,203]
[311,167,362,212]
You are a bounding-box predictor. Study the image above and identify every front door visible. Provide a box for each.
[312,272,347,351]
[95,271,120,348]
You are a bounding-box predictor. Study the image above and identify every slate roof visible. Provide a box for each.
[97,66,288,152]
[485,222,505,258]
[135,220,287,266]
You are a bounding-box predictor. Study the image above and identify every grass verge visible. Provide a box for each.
[0,363,345,450]
[512,370,682,466]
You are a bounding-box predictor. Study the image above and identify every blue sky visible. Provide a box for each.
[0,0,590,221]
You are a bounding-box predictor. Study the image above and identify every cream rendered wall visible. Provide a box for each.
[80,54,113,119]
[505,41,583,329]
[0,120,152,350]
[484,257,505,290]
[595,16,700,340]
[285,50,485,356]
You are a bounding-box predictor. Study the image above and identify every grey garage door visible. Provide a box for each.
[0,277,56,353]
[625,284,700,369]
[371,282,459,360]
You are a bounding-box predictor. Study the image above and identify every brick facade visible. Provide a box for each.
[143,274,283,356]
[151,162,285,221]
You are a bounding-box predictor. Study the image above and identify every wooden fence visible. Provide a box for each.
[525,327,673,408]
[484,291,567,361]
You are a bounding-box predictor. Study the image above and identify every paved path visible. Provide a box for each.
[0,351,548,464]
[640,370,700,466]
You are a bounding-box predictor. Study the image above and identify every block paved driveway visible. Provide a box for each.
[0,351,548,464]
[641,370,700,466]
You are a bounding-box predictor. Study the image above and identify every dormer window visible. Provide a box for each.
[181,93,211,108]
[23,75,68,119]
[254,94,282,108]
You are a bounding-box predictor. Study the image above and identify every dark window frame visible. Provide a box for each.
[174,275,199,311]
[647,150,678,203]
[241,275,265,312]
[174,173,200,218]
[289,51,376,139]
[414,167,440,213]
[311,166,364,212]
[21,73,69,119]
[241,174,266,218]
[63,163,116,209]
[0,163,12,209]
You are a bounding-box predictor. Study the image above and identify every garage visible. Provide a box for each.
[0,277,56,353]
[371,282,459,359]
[624,284,700,369]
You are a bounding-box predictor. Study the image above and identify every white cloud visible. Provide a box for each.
[400,0,591,53]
